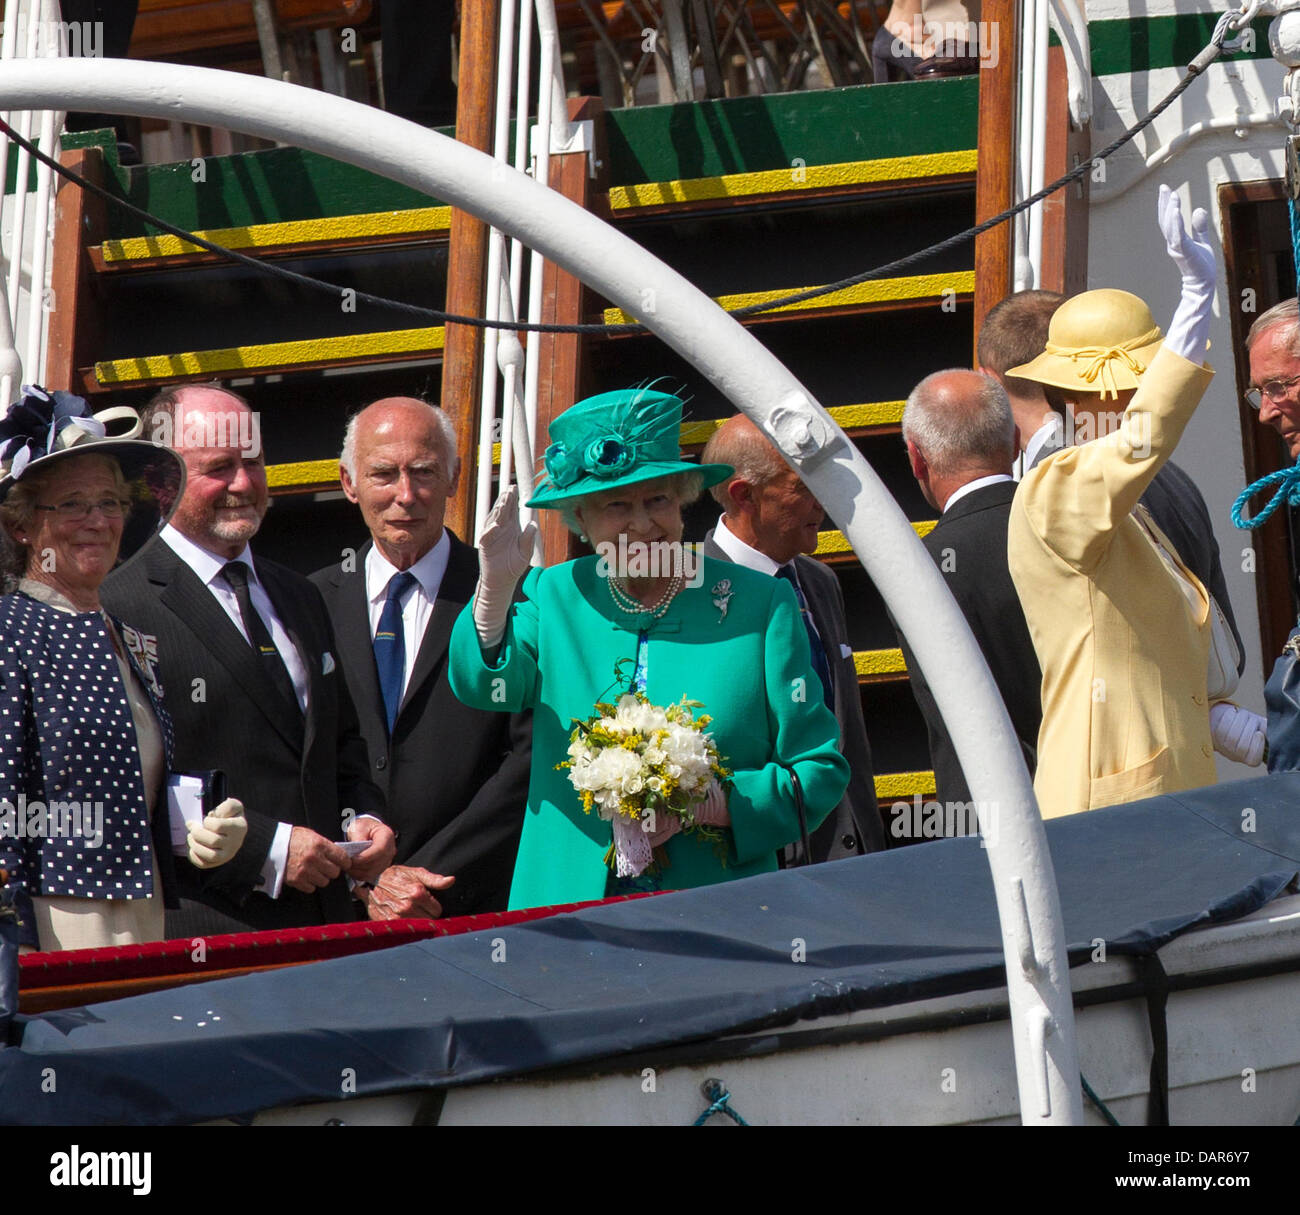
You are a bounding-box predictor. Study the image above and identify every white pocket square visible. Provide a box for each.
[322,651,336,675]
[840,644,853,660]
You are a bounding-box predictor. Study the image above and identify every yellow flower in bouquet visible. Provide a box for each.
[559,690,731,877]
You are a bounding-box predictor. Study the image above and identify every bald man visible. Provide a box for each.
[311,398,530,919]
[700,415,884,861]
[898,369,1042,809]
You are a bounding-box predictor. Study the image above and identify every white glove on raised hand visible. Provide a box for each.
[1209,702,1267,767]
[1157,183,1216,364]
[473,485,537,651]
[187,797,248,869]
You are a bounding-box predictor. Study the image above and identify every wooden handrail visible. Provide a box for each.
[132,1,372,60]
[971,0,1017,360]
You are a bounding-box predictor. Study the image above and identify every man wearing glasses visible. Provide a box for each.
[1246,298,1300,457]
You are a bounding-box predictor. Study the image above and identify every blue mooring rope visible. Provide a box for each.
[693,1079,749,1126]
[1231,464,1300,530]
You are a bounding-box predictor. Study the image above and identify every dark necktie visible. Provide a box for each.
[776,563,834,712]
[221,561,302,717]
[374,570,417,733]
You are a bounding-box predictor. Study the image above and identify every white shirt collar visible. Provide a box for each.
[364,530,450,606]
[943,473,1015,513]
[161,523,256,588]
[712,516,783,576]
[1023,415,1065,468]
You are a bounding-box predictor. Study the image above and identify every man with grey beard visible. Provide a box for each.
[102,383,393,934]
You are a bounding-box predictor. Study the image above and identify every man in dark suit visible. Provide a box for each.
[312,397,529,919]
[898,370,1042,809]
[101,384,394,935]
[699,415,885,862]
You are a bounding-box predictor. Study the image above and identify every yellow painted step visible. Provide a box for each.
[267,459,341,491]
[816,521,934,556]
[101,206,454,263]
[854,648,906,678]
[873,771,937,801]
[609,150,978,211]
[602,271,975,326]
[94,326,446,385]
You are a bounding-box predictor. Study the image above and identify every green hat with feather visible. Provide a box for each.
[526,386,732,509]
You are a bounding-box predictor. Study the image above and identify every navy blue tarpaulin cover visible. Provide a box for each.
[2,773,1298,1124]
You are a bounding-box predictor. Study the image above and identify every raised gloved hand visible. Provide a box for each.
[187,797,248,869]
[692,779,731,828]
[1209,702,1267,767]
[1157,183,1216,364]
[473,485,537,650]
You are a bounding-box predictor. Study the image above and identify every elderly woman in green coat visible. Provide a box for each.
[449,388,850,911]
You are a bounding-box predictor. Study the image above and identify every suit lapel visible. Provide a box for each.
[396,532,476,722]
[329,543,387,731]
[151,543,303,752]
[256,559,313,748]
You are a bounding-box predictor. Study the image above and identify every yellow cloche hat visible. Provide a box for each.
[1007,288,1164,400]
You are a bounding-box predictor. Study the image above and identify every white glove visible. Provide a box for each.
[643,806,682,849]
[187,797,248,869]
[1209,702,1267,767]
[473,485,537,651]
[1157,183,1216,364]
[693,779,731,827]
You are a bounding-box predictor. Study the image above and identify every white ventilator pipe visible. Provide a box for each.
[0,0,23,402]
[474,0,520,539]
[6,8,39,332]
[1014,0,1034,291]
[520,20,557,476]
[0,57,1083,1124]
[24,0,61,381]
[1027,0,1050,284]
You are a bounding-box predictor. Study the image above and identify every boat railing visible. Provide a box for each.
[1015,0,1091,291]
[0,0,67,404]
[474,0,577,547]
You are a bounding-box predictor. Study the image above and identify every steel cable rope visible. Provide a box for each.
[0,16,1243,338]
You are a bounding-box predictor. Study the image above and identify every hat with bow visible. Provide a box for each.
[527,386,732,508]
[0,384,185,562]
[1007,289,1166,401]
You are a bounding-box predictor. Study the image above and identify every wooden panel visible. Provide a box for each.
[131,0,372,59]
[533,97,604,569]
[44,146,108,392]
[1218,179,1296,674]
[442,0,497,545]
[1040,45,1090,296]
[972,0,1017,359]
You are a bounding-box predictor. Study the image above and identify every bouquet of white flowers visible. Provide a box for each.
[560,690,731,877]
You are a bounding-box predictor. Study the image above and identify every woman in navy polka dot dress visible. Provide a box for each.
[0,387,248,952]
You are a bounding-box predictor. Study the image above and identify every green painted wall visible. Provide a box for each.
[603,77,978,184]
[1088,14,1271,77]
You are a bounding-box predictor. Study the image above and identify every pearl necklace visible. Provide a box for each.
[608,572,684,619]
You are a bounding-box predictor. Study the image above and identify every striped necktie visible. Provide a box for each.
[374,570,417,733]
